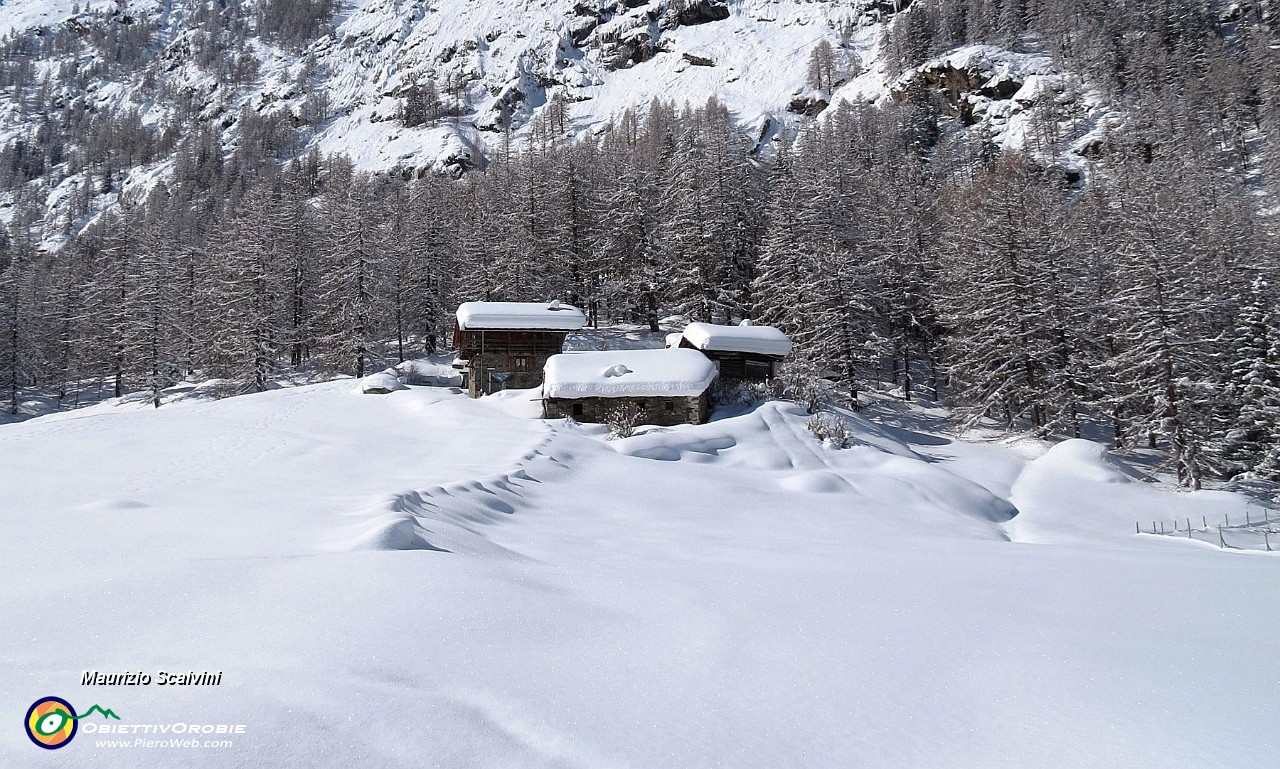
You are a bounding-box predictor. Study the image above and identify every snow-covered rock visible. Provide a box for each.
[360,371,407,394]
[393,358,464,387]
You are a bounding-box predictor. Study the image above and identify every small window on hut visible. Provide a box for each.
[572,403,584,417]
[665,402,674,412]
[512,356,531,372]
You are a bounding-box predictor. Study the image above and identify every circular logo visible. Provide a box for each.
[25,697,77,750]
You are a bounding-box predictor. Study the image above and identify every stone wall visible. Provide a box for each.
[544,393,708,426]
[466,351,556,397]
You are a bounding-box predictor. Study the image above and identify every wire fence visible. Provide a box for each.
[1137,508,1280,552]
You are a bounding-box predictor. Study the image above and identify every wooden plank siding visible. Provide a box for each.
[454,327,572,398]
[677,340,783,382]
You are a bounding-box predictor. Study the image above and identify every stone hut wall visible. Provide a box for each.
[543,393,708,426]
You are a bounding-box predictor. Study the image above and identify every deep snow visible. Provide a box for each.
[2,381,1278,767]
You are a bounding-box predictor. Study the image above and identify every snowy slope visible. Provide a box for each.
[2,382,1278,767]
[0,1,1103,172]
[308,0,878,166]
[0,0,1114,244]
[0,0,115,35]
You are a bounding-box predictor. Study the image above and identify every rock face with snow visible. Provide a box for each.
[882,45,1111,179]
[1,4,1086,168]
[0,0,1116,243]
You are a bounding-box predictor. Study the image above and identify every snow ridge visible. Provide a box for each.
[332,429,585,556]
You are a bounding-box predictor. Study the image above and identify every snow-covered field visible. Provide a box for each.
[3,381,1278,767]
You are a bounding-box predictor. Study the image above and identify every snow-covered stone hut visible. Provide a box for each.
[542,349,718,426]
[674,321,792,382]
[455,301,587,397]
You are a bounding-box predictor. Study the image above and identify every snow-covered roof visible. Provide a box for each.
[456,301,587,331]
[680,322,792,357]
[543,349,717,399]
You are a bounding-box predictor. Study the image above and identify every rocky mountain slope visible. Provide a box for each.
[0,0,1106,245]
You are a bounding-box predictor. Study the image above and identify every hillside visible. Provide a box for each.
[2,378,1278,766]
[0,0,1110,241]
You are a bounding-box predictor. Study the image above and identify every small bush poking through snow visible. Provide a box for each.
[606,401,645,440]
[775,361,832,414]
[710,379,772,408]
[807,412,854,449]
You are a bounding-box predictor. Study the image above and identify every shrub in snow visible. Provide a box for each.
[807,412,854,449]
[775,360,832,414]
[710,379,771,408]
[605,402,645,440]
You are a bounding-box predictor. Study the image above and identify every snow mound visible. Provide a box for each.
[1006,438,1261,545]
[679,322,793,356]
[777,470,851,494]
[394,358,464,387]
[544,349,717,399]
[1027,438,1130,485]
[360,371,407,394]
[339,512,447,552]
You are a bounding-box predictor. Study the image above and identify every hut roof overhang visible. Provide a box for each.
[679,322,792,357]
[456,301,587,331]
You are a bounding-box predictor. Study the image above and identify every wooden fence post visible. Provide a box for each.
[1219,526,1225,548]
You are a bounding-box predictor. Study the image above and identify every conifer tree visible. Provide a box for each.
[1220,277,1280,476]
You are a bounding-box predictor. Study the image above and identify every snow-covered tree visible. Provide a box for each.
[1219,277,1280,477]
[0,226,41,414]
[315,157,385,377]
